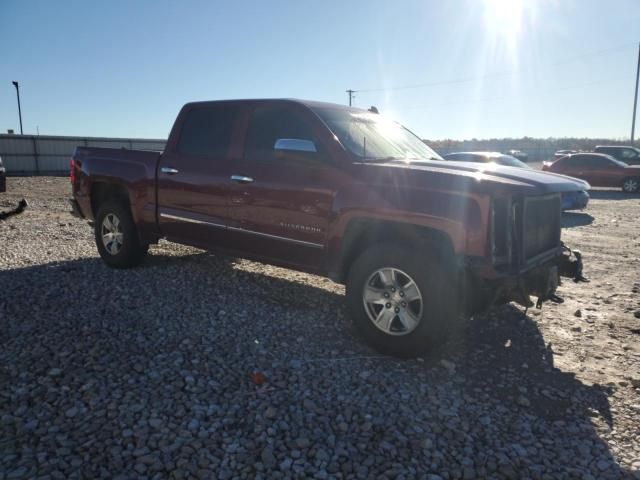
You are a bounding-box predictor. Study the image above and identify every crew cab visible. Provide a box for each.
[594,145,640,165]
[70,99,584,357]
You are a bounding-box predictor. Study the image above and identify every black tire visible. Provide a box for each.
[346,244,459,358]
[94,200,148,268]
[621,177,639,193]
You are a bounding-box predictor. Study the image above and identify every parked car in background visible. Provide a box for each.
[69,99,585,357]
[593,145,640,165]
[554,149,577,159]
[505,149,528,162]
[442,152,590,210]
[543,153,640,192]
[0,156,6,193]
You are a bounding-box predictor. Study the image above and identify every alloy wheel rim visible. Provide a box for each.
[362,267,423,336]
[101,213,123,255]
[623,179,638,192]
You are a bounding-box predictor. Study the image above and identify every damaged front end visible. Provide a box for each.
[463,193,587,315]
[510,244,587,310]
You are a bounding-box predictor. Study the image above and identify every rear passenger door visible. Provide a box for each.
[226,103,338,270]
[157,103,243,249]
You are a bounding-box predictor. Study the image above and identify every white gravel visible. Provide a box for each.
[1,177,639,479]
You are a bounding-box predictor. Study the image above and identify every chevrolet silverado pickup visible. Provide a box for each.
[70,99,584,357]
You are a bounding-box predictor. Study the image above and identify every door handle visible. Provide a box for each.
[231,175,254,184]
[161,167,179,175]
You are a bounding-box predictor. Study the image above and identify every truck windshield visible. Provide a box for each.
[311,107,442,162]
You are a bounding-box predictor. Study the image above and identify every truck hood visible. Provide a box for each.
[354,159,590,196]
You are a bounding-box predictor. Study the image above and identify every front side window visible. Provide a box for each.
[588,156,609,167]
[244,105,316,161]
[311,107,442,162]
[621,148,639,160]
[177,105,239,157]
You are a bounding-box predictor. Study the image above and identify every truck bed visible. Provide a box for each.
[71,146,163,241]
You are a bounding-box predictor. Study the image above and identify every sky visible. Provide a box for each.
[1,0,639,141]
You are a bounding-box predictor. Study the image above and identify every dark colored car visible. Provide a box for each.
[70,99,584,357]
[0,156,6,193]
[442,152,590,210]
[505,149,528,162]
[594,145,640,165]
[543,153,640,193]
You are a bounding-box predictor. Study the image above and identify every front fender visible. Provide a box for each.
[326,184,490,274]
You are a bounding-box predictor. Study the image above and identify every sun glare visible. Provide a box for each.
[482,0,532,52]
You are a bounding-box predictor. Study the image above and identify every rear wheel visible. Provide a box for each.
[622,177,639,193]
[95,200,148,268]
[346,244,458,357]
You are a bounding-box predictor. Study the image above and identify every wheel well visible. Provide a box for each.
[90,182,130,218]
[337,219,456,283]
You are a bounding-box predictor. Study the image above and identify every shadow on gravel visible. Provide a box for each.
[0,253,632,478]
[442,304,628,477]
[561,211,594,228]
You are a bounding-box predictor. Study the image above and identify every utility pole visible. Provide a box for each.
[12,81,23,135]
[346,89,355,107]
[631,42,640,145]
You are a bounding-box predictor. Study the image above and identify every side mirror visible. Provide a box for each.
[274,138,317,153]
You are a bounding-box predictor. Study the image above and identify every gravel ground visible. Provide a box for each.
[1,177,639,479]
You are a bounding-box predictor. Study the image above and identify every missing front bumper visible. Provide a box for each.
[464,244,587,314]
[508,244,587,309]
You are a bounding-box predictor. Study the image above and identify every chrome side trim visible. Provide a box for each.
[159,212,323,249]
[228,226,324,249]
[159,212,226,229]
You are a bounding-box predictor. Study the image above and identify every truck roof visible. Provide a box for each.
[182,98,363,112]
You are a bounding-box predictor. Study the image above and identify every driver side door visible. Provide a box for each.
[226,103,340,271]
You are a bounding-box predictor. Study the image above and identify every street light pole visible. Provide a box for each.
[12,81,23,135]
[631,42,640,146]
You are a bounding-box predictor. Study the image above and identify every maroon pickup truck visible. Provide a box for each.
[70,99,584,357]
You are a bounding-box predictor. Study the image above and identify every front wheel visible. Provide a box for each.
[622,177,639,193]
[346,244,458,358]
[95,201,148,268]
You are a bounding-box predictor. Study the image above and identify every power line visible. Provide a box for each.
[396,77,625,111]
[352,42,637,94]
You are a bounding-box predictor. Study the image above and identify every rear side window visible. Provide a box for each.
[244,105,316,161]
[177,105,239,157]
[564,155,587,167]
